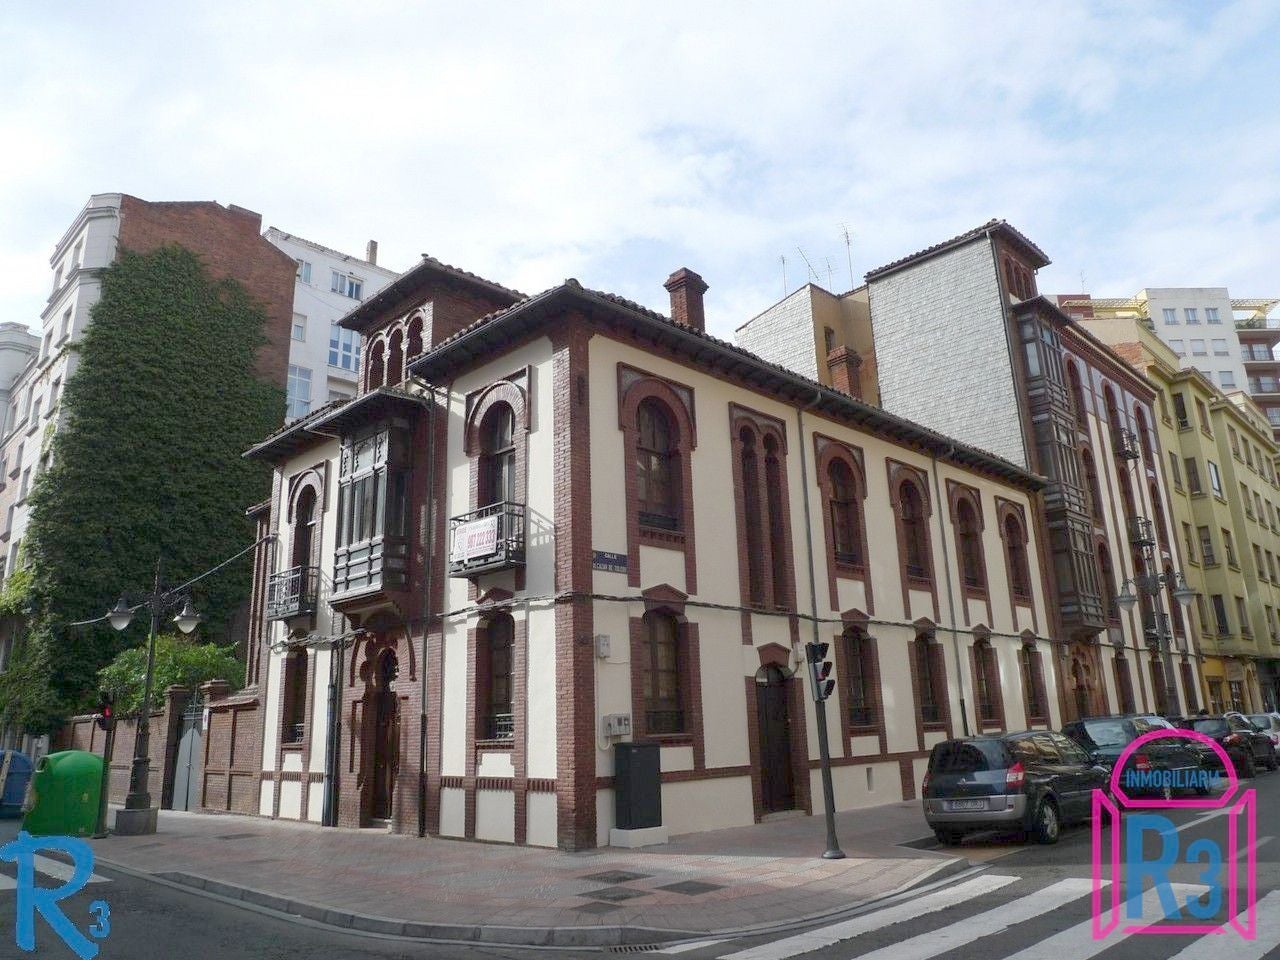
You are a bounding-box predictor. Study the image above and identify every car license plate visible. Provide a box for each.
[946,799,985,811]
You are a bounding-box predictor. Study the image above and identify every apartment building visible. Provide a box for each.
[263,229,399,420]
[223,256,1059,849]
[1060,290,1280,440]
[738,221,1199,722]
[1081,317,1280,712]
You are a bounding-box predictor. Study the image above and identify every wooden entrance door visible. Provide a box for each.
[371,651,399,820]
[756,664,796,813]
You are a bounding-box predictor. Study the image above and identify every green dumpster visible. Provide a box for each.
[21,750,103,837]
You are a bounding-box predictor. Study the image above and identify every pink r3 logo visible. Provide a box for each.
[1091,727,1258,940]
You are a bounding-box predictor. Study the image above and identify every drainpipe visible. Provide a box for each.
[929,447,971,737]
[797,392,845,860]
[416,380,439,838]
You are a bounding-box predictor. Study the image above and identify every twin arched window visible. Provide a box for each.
[899,480,931,581]
[636,399,680,530]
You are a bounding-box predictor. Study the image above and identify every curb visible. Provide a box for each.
[92,854,974,948]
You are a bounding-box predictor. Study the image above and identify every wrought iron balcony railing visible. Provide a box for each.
[483,712,515,742]
[282,721,305,745]
[448,501,526,577]
[1128,516,1155,547]
[265,566,319,621]
[1112,427,1141,460]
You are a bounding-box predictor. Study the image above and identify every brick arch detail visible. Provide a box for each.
[815,435,873,614]
[887,460,939,622]
[946,479,992,626]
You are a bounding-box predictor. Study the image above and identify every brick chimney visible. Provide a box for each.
[664,268,708,332]
[826,345,863,400]
[366,240,379,265]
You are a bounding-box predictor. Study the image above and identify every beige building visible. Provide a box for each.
[230,257,1061,849]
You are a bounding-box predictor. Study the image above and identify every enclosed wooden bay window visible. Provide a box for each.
[332,425,410,598]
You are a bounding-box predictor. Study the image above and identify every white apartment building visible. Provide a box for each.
[263,229,399,420]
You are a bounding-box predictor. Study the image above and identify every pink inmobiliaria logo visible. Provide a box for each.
[1091,727,1257,939]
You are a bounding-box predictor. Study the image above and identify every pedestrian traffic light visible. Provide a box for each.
[94,691,114,732]
[806,641,835,701]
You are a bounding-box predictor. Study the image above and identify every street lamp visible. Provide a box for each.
[1115,569,1195,715]
[104,559,202,836]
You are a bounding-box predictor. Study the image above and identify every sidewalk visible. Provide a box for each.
[90,802,965,947]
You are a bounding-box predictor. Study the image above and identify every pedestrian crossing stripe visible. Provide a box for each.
[1166,892,1280,960]
[0,856,111,890]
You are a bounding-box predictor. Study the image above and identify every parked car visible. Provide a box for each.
[1170,715,1279,777]
[1246,712,1280,749]
[922,731,1108,846]
[1062,714,1209,799]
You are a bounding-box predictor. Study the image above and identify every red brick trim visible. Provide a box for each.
[832,624,887,755]
[886,459,940,622]
[995,497,1037,632]
[552,322,596,850]
[968,630,1006,733]
[629,610,705,768]
[729,403,796,610]
[946,480,994,627]
[1019,639,1050,727]
[814,434,873,615]
[527,778,556,792]
[618,362,698,594]
[908,629,953,751]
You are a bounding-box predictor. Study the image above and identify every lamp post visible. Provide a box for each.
[1116,570,1196,714]
[103,558,202,836]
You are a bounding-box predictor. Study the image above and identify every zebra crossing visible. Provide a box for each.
[707,875,1280,960]
[0,855,112,890]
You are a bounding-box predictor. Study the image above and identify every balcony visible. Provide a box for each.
[481,712,515,742]
[265,566,319,621]
[1249,377,1280,395]
[448,501,526,577]
[1142,610,1170,646]
[1112,427,1140,460]
[1128,516,1155,548]
[1243,346,1279,363]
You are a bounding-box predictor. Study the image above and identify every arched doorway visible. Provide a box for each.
[371,650,400,821]
[1067,641,1101,720]
[754,663,795,814]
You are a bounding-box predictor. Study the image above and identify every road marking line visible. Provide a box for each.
[1165,890,1280,959]
[716,874,1019,960]
[1003,883,1204,960]
[0,874,15,891]
[657,939,728,954]
[846,878,1094,960]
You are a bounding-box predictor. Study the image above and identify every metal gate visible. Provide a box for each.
[170,698,203,811]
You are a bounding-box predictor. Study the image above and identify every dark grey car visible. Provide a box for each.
[922,731,1108,846]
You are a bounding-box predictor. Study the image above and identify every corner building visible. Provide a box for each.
[237,255,1059,849]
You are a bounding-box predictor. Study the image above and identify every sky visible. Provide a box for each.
[2,0,1279,340]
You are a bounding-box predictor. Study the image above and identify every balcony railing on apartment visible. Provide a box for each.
[1237,317,1280,330]
[265,566,319,621]
[1244,346,1278,362]
[1128,516,1155,548]
[483,712,515,742]
[1249,377,1280,394]
[1112,427,1141,460]
[282,721,305,745]
[448,501,527,577]
[1142,611,1170,646]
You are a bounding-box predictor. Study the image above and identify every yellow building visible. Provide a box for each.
[1081,316,1280,712]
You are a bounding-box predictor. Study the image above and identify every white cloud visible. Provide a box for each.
[1,0,1278,339]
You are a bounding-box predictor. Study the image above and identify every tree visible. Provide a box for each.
[97,634,242,714]
[0,245,282,733]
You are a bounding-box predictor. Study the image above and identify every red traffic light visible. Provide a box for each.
[95,692,115,731]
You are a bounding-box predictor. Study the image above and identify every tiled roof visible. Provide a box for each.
[337,255,525,332]
[408,279,1043,489]
[243,396,351,460]
[865,219,1050,281]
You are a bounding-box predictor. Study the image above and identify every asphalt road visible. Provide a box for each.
[1,769,1277,960]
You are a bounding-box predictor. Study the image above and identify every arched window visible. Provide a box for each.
[1020,645,1047,723]
[844,628,877,728]
[1067,362,1087,427]
[740,429,765,604]
[1150,657,1170,715]
[1135,407,1154,464]
[1098,545,1119,622]
[366,340,386,391]
[1113,654,1136,714]
[915,634,945,725]
[828,460,862,566]
[899,480,931,580]
[406,315,424,363]
[291,486,317,569]
[956,499,985,590]
[479,403,516,506]
[643,612,683,734]
[973,640,1001,726]
[1004,513,1032,600]
[479,615,514,740]
[764,436,789,606]
[636,399,680,531]
[1081,449,1104,521]
[1103,385,1122,435]
[387,329,404,386]
[1165,563,1186,639]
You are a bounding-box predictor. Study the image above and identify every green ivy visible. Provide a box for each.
[97,634,242,714]
[0,245,283,734]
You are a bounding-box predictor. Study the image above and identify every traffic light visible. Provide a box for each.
[95,691,114,732]
[806,641,835,701]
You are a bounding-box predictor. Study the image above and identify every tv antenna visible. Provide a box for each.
[824,257,835,290]
[780,254,788,296]
[840,223,855,289]
[796,246,819,284]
